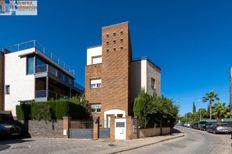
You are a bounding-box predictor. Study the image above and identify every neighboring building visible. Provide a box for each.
[0,40,84,116]
[85,22,161,128]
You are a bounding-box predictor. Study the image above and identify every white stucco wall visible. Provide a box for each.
[130,59,161,103]
[4,48,35,116]
[146,60,161,96]
[87,46,102,65]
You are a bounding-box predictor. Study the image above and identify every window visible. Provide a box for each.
[27,57,35,74]
[92,56,102,64]
[90,79,102,88]
[113,40,116,44]
[5,85,10,95]
[120,39,123,42]
[91,104,101,112]
[113,33,116,36]
[151,78,156,90]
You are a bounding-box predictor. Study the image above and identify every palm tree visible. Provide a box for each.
[212,102,230,120]
[202,91,220,120]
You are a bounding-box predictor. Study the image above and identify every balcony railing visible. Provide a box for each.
[35,90,69,100]
[35,90,47,98]
[2,40,75,75]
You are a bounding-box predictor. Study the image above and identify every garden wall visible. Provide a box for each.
[138,127,171,138]
[20,120,64,138]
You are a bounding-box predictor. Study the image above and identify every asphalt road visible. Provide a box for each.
[122,126,232,154]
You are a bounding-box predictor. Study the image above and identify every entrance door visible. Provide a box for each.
[115,119,126,140]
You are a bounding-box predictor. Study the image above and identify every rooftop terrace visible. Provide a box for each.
[1,40,75,76]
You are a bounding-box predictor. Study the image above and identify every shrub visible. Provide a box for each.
[16,97,90,121]
[16,104,31,120]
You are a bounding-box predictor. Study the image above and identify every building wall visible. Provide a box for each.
[101,22,131,118]
[0,52,4,111]
[86,22,132,127]
[4,48,35,116]
[130,59,161,104]
[87,46,102,65]
[146,61,161,96]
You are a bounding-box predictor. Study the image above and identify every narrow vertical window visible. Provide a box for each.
[27,57,35,74]
[151,78,156,90]
[6,85,10,95]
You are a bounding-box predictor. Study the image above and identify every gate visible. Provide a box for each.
[69,120,93,139]
[99,128,110,138]
[69,128,93,139]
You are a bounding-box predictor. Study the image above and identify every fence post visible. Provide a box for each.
[63,117,71,138]
[126,116,133,140]
[110,115,115,141]
[93,116,99,140]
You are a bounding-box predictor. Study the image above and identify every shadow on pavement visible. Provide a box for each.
[0,138,34,151]
[172,127,182,134]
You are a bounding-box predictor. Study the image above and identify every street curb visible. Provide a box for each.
[108,133,185,154]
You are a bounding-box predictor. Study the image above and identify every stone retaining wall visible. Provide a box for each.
[21,120,64,138]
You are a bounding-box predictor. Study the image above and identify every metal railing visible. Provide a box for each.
[35,90,47,98]
[2,40,75,75]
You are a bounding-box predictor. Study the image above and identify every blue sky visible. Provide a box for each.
[1,0,232,115]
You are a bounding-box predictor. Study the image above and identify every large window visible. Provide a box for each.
[91,104,101,113]
[92,56,102,64]
[90,79,102,88]
[35,58,46,73]
[27,57,35,75]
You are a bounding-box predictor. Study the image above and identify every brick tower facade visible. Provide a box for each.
[85,22,132,127]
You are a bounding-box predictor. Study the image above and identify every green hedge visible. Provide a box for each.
[16,100,89,121]
[16,104,31,120]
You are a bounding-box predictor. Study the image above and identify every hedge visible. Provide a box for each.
[16,100,89,121]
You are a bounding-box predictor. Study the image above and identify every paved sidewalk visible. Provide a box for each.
[0,133,184,154]
[96,133,184,154]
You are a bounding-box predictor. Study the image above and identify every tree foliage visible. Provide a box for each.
[202,91,220,119]
[133,90,179,128]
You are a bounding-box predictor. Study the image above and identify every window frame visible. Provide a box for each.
[26,56,35,75]
[91,104,101,113]
[91,56,102,65]
[151,78,156,90]
[5,85,10,95]
[90,78,102,89]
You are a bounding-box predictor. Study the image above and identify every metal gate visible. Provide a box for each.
[69,128,93,139]
[99,128,110,138]
[69,120,93,139]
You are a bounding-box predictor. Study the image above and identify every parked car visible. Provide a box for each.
[0,111,23,138]
[198,121,207,131]
[207,123,232,134]
[184,123,191,127]
[1,124,22,136]
[0,124,11,139]
[191,122,199,129]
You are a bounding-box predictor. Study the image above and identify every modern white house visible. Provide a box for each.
[0,40,84,116]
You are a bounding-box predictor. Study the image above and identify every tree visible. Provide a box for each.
[202,91,220,120]
[133,90,179,129]
[193,102,196,113]
[212,102,230,120]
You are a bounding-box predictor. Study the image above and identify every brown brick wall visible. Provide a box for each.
[101,22,131,116]
[0,52,4,111]
[85,22,132,127]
